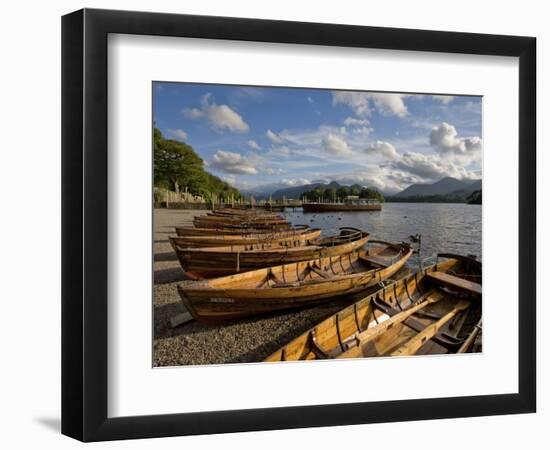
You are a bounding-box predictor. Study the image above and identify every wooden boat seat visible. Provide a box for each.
[426,271,482,296]
[361,255,391,268]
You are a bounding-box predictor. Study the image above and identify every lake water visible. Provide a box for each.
[283,202,482,269]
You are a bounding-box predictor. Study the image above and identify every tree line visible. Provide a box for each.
[153,128,242,201]
[302,185,384,203]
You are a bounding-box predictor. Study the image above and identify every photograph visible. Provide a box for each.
[152,82,483,367]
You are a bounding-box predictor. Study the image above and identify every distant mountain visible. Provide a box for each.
[392,177,481,199]
[242,177,480,203]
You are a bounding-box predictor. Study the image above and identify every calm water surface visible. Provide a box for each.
[283,203,481,269]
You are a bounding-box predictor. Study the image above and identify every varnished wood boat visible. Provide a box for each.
[264,253,482,361]
[169,227,321,248]
[193,217,291,230]
[174,224,309,237]
[210,208,278,216]
[208,210,283,219]
[177,241,413,324]
[171,227,370,278]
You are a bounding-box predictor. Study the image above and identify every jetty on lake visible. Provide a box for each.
[302,196,382,212]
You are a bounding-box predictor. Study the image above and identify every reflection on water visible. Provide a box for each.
[283,202,481,269]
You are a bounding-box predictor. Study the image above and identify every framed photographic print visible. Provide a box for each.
[62,8,536,441]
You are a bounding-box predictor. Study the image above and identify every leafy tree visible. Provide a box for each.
[359,187,385,202]
[325,188,337,203]
[336,187,349,200]
[153,128,241,200]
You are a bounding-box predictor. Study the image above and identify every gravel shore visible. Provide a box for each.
[153,208,395,367]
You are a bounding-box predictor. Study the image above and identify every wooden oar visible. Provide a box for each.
[458,319,482,353]
[337,290,443,359]
[390,299,470,357]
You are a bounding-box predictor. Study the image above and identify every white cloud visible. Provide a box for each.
[367,93,410,117]
[280,178,311,187]
[266,129,284,144]
[332,92,414,118]
[263,167,285,176]
[266,146,291,158]
[429,122,482,165]
[167,128,188,141]
[343,117,370,127]
[322,134,352,156]
[364,141,400,160]
[325,166,423,194]
[307,96,314,104]
[332,92,371,117]
[182,108,203,119]
[247,139,261,150]
[181,94,249,133]
[344,116,373,136]
[432,95,455,104]
[389,151,479,181]
[210,150,258,175]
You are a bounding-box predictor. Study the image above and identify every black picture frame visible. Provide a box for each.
[62,8,536,442]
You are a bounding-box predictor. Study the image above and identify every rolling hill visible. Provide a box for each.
[392,177,481,198]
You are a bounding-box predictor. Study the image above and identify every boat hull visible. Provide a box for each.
[264,254,482,361]
[177,243,412,324]
[174,225,309,237]
[173,232,370,278]
[169,228,321,248]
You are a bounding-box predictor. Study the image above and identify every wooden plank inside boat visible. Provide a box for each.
[426,271,482,296]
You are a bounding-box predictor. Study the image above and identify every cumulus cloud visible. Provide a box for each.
[182,94,249,133]
[182,108,204,119]
[266,129,284,144]
[332,92,372,117]
[167,128,188,140]
[280,178,311,187]
[343,117,373,136]
[326,166,423,194]
[364,141,400,160]
[332,92,415,118]
[210,150,258,175]
[343,117,370,127]
[429,122,482,165]
[266,146,291,158]
[247,139,261,150]
[388,151,479,181]
[432,95,454,104]
[322,134,352,156]
[263,167,285,176]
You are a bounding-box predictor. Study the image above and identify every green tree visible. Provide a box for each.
[359,187,385,202]
[153,128,241,200]
[336,186,349,200]
[325,188,337,203]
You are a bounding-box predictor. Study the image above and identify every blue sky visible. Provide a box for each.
[153,82,482,194]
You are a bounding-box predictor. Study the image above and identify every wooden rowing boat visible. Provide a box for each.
[264,253,482,361]
[169,227,321,248]
[195,213,287,222]
[171,227,370,278]
[174,224,309,237]
[207,210,283,219]
[177,241,413,324]
[193,217,291,230]
[210,208,278,217]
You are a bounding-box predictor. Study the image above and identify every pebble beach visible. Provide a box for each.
[153,208,359,367]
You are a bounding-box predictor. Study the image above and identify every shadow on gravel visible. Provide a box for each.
[154,251,178,262]
[154,267,186,284]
